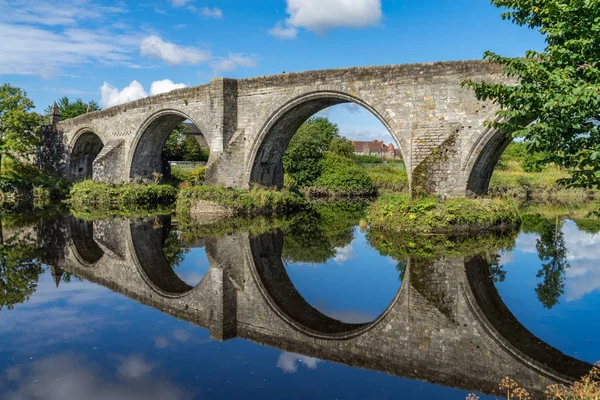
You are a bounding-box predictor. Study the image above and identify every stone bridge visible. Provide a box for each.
[52,60,512,196]
[46,216,592,398]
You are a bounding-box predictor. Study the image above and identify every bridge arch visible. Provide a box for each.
[69,128,104,181]
[127,217,209,298]
[128,109,210,182]
[247,230,405,339]
[248,91,409,187]
[68,218,104,267]
[463,126,512,196]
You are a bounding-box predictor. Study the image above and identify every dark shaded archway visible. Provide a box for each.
[130,217,194,295]
[465,128,512,196]
[69,131,103,181]
[69,218,104,265]
[249,93,404,187]
[129,112,207,182]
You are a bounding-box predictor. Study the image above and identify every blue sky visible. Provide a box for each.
[1,0,545,141]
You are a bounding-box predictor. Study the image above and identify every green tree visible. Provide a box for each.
[45,97,100,120]
[463,1,600,190]
[329,137,355,158]
[0,231,43,310]
[182,136,208,162]
[283,117,340,186]
[163,230,189,269]
[534,217,569,309]
[163,124,187,161]
[0,84,40,173]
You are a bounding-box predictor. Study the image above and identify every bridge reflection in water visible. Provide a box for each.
[53,216,591,398]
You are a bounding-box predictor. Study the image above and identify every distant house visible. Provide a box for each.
[183,122,209,148]
[352,140,399,159]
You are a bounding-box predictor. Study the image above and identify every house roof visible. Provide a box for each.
[352,140,398,152]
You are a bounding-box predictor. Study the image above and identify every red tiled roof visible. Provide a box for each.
[352,140,398,152]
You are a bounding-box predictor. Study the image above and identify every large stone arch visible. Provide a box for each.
[462,255,592,384]
[127,217,209,298]
[128,109,211,182]
[247,90,409,188]
[68,128,104,181]
[247,230,405,339]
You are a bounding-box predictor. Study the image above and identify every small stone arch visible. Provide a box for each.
[128,109,210,182]
[68,218,104,266]
[69,128,104,181]
[248,90,409,187]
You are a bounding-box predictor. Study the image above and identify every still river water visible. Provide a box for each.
[0,204,599,399]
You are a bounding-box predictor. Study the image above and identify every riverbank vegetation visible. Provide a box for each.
[368,194,520,234]
[69,180,177,208]
[176,185,306,223]
[489,143,597,207]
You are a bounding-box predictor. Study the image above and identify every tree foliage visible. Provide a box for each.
[283,117,340,187]
[0,231,43,310]
[534,217,569,309]
[463,0,600,190]
[0,84,40,171]
[163,124,208,162]
[45,96,101,120]
[329,137,355,158]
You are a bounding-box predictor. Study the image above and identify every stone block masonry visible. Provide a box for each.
[54,60,510,197]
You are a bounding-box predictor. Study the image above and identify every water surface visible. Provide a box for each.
[0,209,598,399]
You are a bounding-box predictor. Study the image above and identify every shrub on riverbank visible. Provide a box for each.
[368,194,520,234]
[171,165,206,186]
[69,180,177,207]
[303,152,376,198]
[365,164,408,193]
[176,185,307,221]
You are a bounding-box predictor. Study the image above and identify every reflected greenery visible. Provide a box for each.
[0,229,43,310]
[522,213,571,309]
[281,201,366,264]
[163,229,189,269]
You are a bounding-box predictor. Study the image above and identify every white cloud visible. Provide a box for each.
[202,7,223,18]
[172,329,191,343]
[333,243,355,264]
[1,354,189,400]
[268,21,298,39]
[170,0,194,7]
[0,0,126,26]
[100,81,148,108]
[270,0,382,39]
[0,23,142,77]
[154,337,170,348]
[277,352,320,373]
[150,79,186,96]
[211,53,257,73]
[116,356,155,379]
[140,35,211,65]
[100,79,190,108]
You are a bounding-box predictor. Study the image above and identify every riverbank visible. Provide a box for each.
[368,194,521,234]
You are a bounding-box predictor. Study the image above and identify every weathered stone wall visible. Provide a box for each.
[56,60,510,196]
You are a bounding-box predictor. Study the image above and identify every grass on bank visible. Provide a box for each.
[368,194,521,234]
[489,142,597,206]
[176,185,307,220]
[69,180,177,207]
